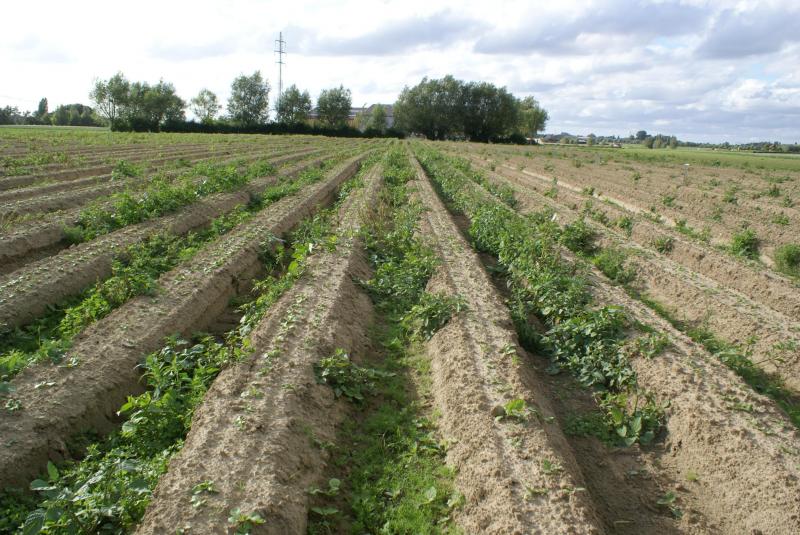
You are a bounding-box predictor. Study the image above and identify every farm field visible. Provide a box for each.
[1,130,799,534]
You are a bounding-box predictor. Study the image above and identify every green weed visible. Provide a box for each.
[314,348,388,403]
[401,293,465,341]
[730,228,759,259]
[560,219,597,255]
[416,146,663,445]
[652,235,675,254]
[314,149,459,534]
[593,248,636,284]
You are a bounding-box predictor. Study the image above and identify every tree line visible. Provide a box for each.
[88,71,371,134]
[3,71,550,143]
[0,99,103,127]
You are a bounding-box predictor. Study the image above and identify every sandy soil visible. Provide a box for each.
[437,149,800,533]
[457,152,800,321]
[0,156,365,490]
[0,151,328,269]
[490,148,799,263]
[412,159,606,534]
[0,152,327,328]
[137,163,380,534]
[0,146,318,219]
[471,161,800,393]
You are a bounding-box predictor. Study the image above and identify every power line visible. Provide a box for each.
[274,32,286,100]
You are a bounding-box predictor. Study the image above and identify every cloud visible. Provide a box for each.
[474,0,707,55]
[696,7,800,59]
[148,40,239,61]
[11,35,72,63]
[1,0,799,143]
[294,10,485,56]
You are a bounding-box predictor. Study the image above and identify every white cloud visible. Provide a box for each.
[0,0,798,142]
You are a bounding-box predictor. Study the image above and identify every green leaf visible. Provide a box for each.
[423,485,437,504]
[630,414,642,434]
[44,507,64,522]
[22,510,45,535]
[30,479,53,491]
[311,506,339,516]
[129,477,151,493]
[47,461,59,481]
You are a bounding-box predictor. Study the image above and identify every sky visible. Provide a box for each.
[1,0,799,143]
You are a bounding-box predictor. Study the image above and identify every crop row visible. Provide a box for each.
[0,149,341,330]
[1,155,379,533]
[474,161,800,422]
[0,148,331,272]
[415,144,800,533]
[0,138,307,200]
[0,153,369,495]
[0,143,322,224]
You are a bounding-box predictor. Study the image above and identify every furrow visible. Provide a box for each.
[412,158,605,534]
[481,161,800,393]
[0,143,266,190]
[0,152,326,328]
[585,264,800,534]
[0,143,299,201]
[0,155,366,490]
[0,146,318,218]
[465,154,800,325]
[136,164,382,534]
[0,149,324,270]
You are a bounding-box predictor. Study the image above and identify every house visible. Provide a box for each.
[306,104,394,129]
[348,104,395,129]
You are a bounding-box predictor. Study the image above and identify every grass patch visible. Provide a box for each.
[593,248,636,284]
[652,235,675,254]
[774,244,800,277]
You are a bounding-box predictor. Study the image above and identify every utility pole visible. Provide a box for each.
[274,32,286,101]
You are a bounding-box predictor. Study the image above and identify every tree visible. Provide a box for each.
[228,71,270,126]
[460,82,519,141]
[394,75,537,141]
[52,105,70,125]
[635,130,648,141]
[90,73,186,130]
[353,109,369,131]
[669,136,678,149]
[89,72,130,126]
[276,84,312,124]
[366,104,387,132]
[643,136,655,149]
[190,89,220,123]
[49,104,101,126]
[394,75,464,140]
[317,86,352,128]
[71,107,85,126]
[36,98,48,120]
[587,133,596,146]
[142,80,186,126]
[517,96,549,139]
[0,106,21,125]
